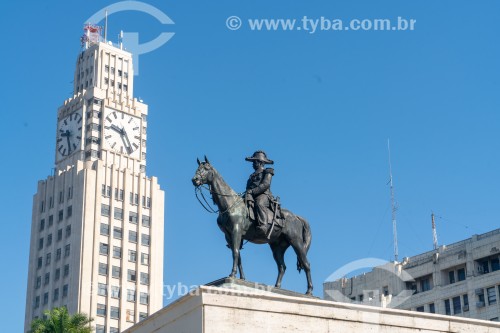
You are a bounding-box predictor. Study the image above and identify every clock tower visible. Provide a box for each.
[24,24,165,333]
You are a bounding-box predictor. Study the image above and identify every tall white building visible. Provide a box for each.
[24,25,164,333]
[324,228,500,322]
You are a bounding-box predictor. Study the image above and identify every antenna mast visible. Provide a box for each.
[388,139,399,262]
[432,212,438,250]
[104,10,108,42]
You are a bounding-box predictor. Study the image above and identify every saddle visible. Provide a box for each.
[247,195,285,229]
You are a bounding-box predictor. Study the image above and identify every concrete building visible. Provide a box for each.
[324,228,500,322]
[24,25,164,333]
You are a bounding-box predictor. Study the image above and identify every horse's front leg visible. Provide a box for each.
[229,227,243,279]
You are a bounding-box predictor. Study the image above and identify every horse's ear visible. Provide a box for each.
[204,155,210,164]
[197,158,201,166]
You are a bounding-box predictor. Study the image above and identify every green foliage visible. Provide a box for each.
[29,307,93,333]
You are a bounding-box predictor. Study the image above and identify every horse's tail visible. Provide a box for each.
[296,216,312,273]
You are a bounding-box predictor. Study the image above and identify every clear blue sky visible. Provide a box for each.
[2,0,500,331]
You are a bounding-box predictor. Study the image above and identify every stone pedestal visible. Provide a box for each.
[123,278,500,333]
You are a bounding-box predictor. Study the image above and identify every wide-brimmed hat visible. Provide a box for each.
[245,150,274,164]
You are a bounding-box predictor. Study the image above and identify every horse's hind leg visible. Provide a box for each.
[270,238,289,288]
[290,238,313,295]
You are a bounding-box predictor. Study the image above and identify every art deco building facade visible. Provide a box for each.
[24,26,164,333]
[324,228,500,322]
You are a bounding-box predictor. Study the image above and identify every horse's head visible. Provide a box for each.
[192,156,215,186]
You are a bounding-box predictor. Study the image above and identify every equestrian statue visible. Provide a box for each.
[192,151,313,295]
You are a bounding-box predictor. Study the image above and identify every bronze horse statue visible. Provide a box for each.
[192,157,313,294]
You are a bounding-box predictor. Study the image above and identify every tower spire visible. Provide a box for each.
[104,10,108,42]
[388,139,399,262]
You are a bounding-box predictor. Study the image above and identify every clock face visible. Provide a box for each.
[103,109,141,158]
[57,112,82,159]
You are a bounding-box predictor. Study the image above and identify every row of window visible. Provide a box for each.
[104,65,129,78]
[33,284,68,308]
[35,264,70,289]
[38,227,71,251]
[101,205,151,227]
[99,224,150,245]
[103,78,128,92]
[37,244,71,268]
[95,312,147,333]
[39,187,73,213]
[98,263,149,283]
[97,284,149,302]
[101,186,152,208]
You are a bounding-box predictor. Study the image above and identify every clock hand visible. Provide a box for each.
[121,128,133,154]
[110,124,123,134]
[65,131,72,154]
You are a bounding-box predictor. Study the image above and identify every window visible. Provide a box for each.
[487,287,497,305]
[113,227,123,239]
[98,283,107,296]
[118,69,122,77]
[66,225,71,238]
[463,294,469,311]
[126,309,135,322]
[100,223,109,236]
[457,268,466,281]
[141,234,150,246]
[97,303,106,316]
[67,205,72,218]
[58,209,64,221]
[99,263,108,275]
[112,265,121,278]
[429,303,435,313]
[65,244,71,257]
[44,272,50,285]
[63,284,68,297]
[140,272,149,285]
[142,196,146,206]
[59,191,64,203]
[37,257,42,269]
[67,186,73,200]
[111,67,115,75]
[105,65,109,73]
[110,328,118,333]
[40,200,45,213]
[55,268,60,281]
[96,325,105,333]
[129,231,138,243]
[416,306,424,312]
[40,219,45,231]
[146,197,151,208]
[57,229,63,241]
[448,271,455,284]
[140,292,149,305]
[139,312,147,321]
[129,212,138,224]
[127,289,136,302]
[142,215,150,227]
[48,215,54,226]
[56,248,61,261]
[113,246,122,259]
[43,292,49,305]
[419,275,432,292]
[49,197,54,209]
[128,269,136,282]
[35,276,41,289]
[110,306,119,319]
[101,204,110,217]
[129,250,137,262]
[444,299,451,315]
[100,243,109,255]
[53,288,59,301]
[34,296,40,308]
[38,238,44,250]
[114,208,124,220]
[130,193,138,205]
[492,258,500,272]
[111,286,120,299]
[64,264,69,277]
[46,253,51,265]
[47,234,53,246]
[452,296,461,314]
[118,189,124,201]
[141,253,149,266]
